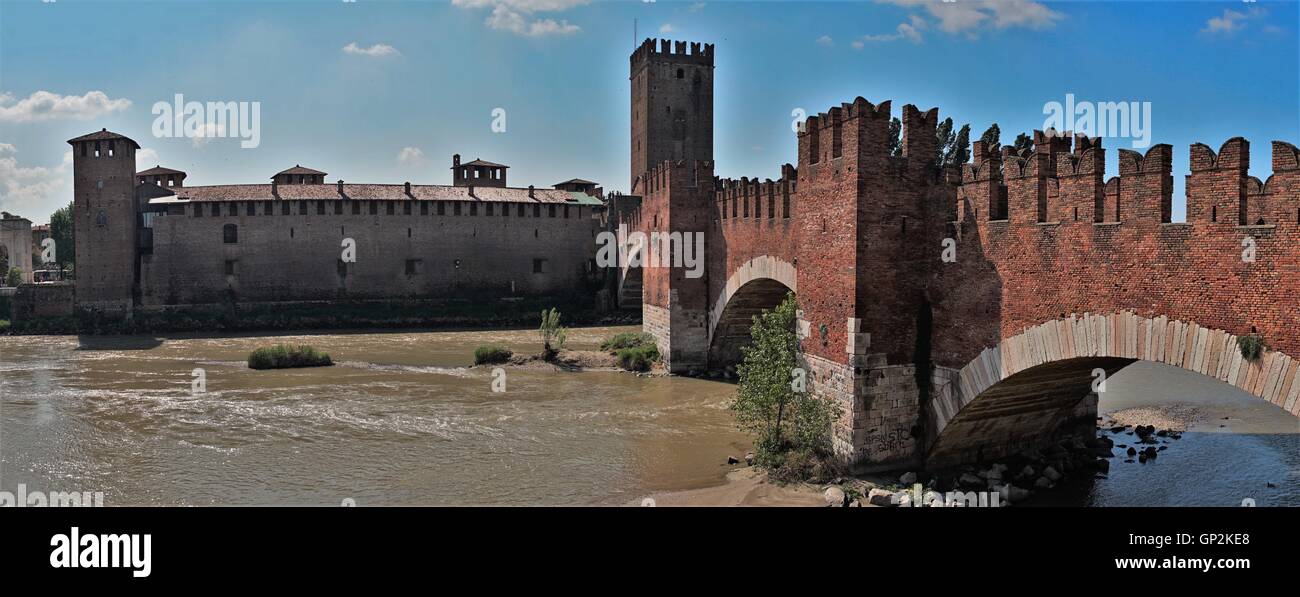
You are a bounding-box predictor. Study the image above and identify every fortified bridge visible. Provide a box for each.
[619,97,1300,472]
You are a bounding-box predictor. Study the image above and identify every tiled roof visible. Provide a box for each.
[136,165,186,176]
[455,159,508,169]
[275,165,327,176]
[66,129,141,149]
[151,183,576,204]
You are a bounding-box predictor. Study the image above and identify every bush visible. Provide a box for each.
[474,344,513,365]
[1238,334,1268,362]
[248,344,333,370]
[616,344,660,371]
[601,331,656,352]
[729,293,842,481]
[538,308,567,357]
[5,267,21,287]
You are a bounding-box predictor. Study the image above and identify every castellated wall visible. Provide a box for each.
[141,199,600,306]
[935,136,1300,371]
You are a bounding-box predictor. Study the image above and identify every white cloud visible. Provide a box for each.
[660,23,675,34]
[454,0,587,37]
[0,143,72,220]
[816,35,834,47]
[0,90,131,123]
[688,2,706,13]
[855,15,927,45]
[1202,7,1266,36]
[191,122,226,148]
[398,147,425,164]
[135,148,161,169]
[877,0,1062,38]
[342,42,400,57]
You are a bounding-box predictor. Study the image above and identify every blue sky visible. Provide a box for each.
[1,0,1297,223]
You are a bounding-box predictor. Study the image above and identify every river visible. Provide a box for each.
[1,327,1295,506]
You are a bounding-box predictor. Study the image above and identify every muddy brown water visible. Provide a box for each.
[1,328,1295,506]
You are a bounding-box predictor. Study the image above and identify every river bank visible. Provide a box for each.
[2,297,635,335]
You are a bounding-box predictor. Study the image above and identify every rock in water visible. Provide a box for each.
[824,486,846,507]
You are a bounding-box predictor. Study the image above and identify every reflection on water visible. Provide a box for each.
[0,327,749,506]
[1046,361,1300,507]
[2,332,1297,506]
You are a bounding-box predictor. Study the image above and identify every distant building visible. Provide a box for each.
[66,132,607,316]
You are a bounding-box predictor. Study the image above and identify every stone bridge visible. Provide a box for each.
[621,97,1300,472]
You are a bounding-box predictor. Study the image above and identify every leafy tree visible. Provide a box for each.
[729,293,840,473]
[946,124,971,167]
[5,267,23,287]
[49,202,75,271]
[538,308,567,357]
[1012,132,1034,156]
[933,117,954,165]
[979,123,1001,147]
[888,117,902,157]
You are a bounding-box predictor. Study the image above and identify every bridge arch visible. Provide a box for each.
[706,255,797,370]
[926,312,1300,467]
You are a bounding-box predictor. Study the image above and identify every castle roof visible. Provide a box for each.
[149,183,581,205]
[66,128,140,149]
[274,165,327,176]
[136,165,185,176]
[454,159,508,169]
[555,178,597,186]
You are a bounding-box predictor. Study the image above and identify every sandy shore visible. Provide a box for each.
[638,467,828,507]
[1103,402,1206,432]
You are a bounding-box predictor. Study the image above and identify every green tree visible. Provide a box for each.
[49,201,75,272]
[979,123,1001,147]
[1012,132,1033,156]
[6,267,23,287]
[729,293,840,472]
[538,308,567,357]
[933,117,954,165]
[945,124,971,167]
[888,117,902,157]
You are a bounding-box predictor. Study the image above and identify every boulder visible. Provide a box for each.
[867,488,897,507]
[1034,476,1054,489]
[959,473,984,487]
[745,452,755,466]
[823,486,846,507]
[1043,466,1063,481]
[899,471,918,485]
[727,456,740,465]
[1008,485,1031,503]
[1018,465,1036,480]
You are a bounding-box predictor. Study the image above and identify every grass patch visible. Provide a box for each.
[473,344,513,365]
[600,331,656,352]
[616,344,660,372]
[248,344,333,370]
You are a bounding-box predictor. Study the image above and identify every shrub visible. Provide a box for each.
[5,267,21,287]
[248,344,333,370]
[729,293,842,481]
[474,344,513,365]
[538,308,567,357]
[616,344,660,371]
[1238,334,1268,362]
[601,331,656,352]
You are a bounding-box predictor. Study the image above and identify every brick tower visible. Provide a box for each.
[629,38,714,191]
[68,129,139,315]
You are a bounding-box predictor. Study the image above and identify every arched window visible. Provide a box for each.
[223,223,238,244]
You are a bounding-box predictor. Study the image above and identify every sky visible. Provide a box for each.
[1,0,1297,224]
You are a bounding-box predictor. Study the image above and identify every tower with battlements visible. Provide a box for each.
[630,38,714,192]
